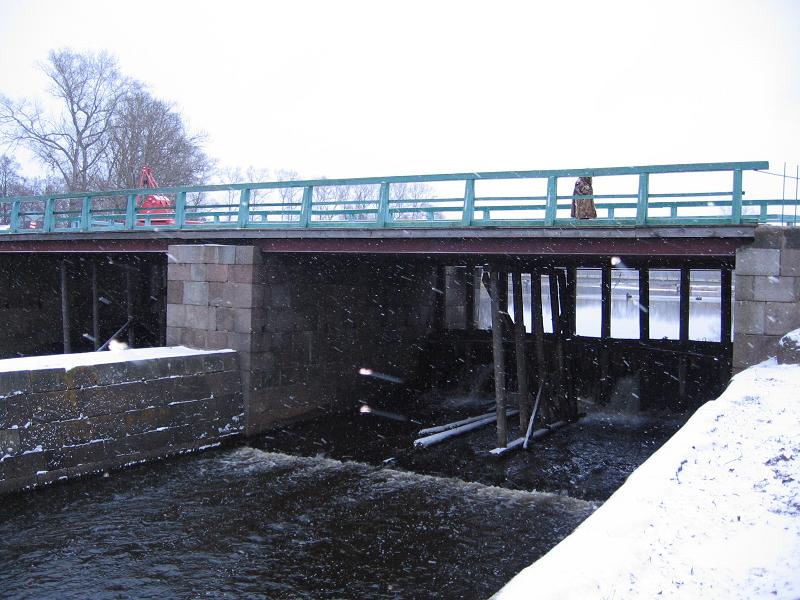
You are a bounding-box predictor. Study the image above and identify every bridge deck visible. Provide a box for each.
[0,225,755,258]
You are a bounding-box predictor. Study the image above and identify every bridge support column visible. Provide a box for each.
[733,227,800,372]
[166,244,270,435]
[166,246,438,436]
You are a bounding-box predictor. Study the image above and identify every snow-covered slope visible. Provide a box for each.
[494,359,800,599]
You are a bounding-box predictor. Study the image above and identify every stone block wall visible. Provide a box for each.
[733,227,800,371]
[166,245,439,435]
[0,348,243,495]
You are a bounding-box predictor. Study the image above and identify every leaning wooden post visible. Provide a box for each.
[490,270,508,448]
[61,258,71,354]
[512,272,530,430]
[91,261,99,350]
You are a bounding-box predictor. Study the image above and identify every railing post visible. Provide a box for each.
[636,173,649,226]
[175,192,186,228]
[80,196,90,231]
[377,182,390,226]
[544,177,558,226]
[237,188,251,227]
[731,169,743,224]
[299,186,313,227]
[43,197,55,232]
[125,194,136,229]
[462,179,475,226]
[10,200,20,233]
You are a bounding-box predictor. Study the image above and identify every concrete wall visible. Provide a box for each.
[733,227,800,371]
[0,348,242,495]
[166,245,438,435]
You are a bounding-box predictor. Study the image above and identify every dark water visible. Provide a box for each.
[0,447,594,599]
[0,387,688,599]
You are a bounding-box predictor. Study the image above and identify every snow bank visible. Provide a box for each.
[494,359,800,599]
[0,346,233,373]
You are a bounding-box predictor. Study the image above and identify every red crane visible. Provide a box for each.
[137,166,174,225]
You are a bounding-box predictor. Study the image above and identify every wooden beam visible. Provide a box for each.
[126,263,135,347]
[565,267,577,336]
[464,265,475,330]
[601,265,612,339]
[556,270,576,420]
[679,267,691,342]
[639,267,650,340]
[433,265,445,332]
[678,267,691,405]
[61,259,71,354]
[490,270,508,448]
[548,273,560,334]
[721,267,732,344]
[91,261,99,350]
[497,272,509,318]
[531,272,547,389]
[512,272,530,430]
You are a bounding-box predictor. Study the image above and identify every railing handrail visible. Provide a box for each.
[0,161,769,203]
[4,160,799,232]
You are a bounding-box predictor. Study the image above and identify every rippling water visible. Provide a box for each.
[0,447,597,599]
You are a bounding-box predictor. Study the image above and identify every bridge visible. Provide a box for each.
[1,160,799,492]
[0,160,794,255]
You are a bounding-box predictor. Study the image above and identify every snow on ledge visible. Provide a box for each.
[0,346,235,373]
[494,358,800,599]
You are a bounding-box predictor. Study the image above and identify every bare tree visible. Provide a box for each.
[0,155,62,226]
[391,181,436,220]
[1,48,212,216]
[106,84,213,189]
[0,49,128,192]
[0,155,25,198]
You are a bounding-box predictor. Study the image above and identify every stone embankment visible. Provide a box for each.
[0,347,243,495]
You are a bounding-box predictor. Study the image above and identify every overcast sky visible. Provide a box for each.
[0,0,797,191]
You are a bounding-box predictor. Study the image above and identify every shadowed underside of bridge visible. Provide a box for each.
[0,225,755,260]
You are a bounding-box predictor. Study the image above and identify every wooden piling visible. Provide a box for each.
[60,259,71,354]
[531,272,549,421]
[598,264,612,404]
[638,267,650,340]
[126,263,135,347]
[91,261,99,350]
[556,270,576,420]
[464,265,475,330]
[565,267,577,337]
[720,267,733,385]
[720,267,732,344]
[678,267,691,405]
[548,273,560,335]
[511,272,530,430]
[489,270,508,448]
[601,265,612,339]
[433,265,445,332]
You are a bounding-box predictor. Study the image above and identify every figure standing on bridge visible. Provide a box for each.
[571,176,597,219]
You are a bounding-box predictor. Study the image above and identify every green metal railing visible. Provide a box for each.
[2,161,795,235]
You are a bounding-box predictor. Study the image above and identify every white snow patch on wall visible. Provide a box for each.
[0,346,234,373]
[494,359,800,599]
